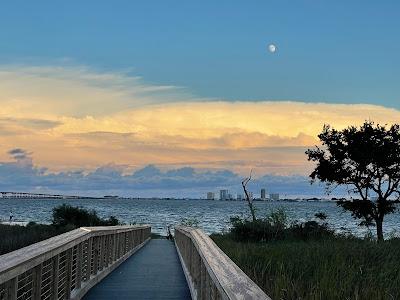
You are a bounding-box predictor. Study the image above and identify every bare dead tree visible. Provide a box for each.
[242,170,256,222]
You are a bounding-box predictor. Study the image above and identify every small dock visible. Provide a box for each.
[83,239,191,300]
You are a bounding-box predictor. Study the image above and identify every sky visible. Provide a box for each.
[0,1,399,197]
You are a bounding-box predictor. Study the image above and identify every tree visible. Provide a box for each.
[242,170,257,222]
[306,121,400,242]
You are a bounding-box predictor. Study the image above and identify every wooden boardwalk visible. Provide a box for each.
[83,239,191,300]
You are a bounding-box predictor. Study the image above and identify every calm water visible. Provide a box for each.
[1,198,399,237]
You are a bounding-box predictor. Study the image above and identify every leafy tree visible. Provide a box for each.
[306,121,400,241]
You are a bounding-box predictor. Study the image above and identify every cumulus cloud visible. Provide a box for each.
[0,157,326,198]
[0,63,399,176]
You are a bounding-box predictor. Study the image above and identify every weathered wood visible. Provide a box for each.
[65,248,73,299]
[84,238,92,282]
[92,237,99,276]
[8,277,17,300]
[32,263,42,299]
[0,225,150,300]
[98,236,104,271]
[76,243,83,289]
[51,255,59,300]
[175,226,271,300]
[111,234,117,262]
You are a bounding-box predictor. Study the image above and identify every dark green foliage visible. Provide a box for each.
[0,222,70,255]
[212,235,400,300]
[52,204,120,228]
[214,208,400,299]
[229,209,333,242]
[290,221,334,240]
[306,121,400,241]
[314,212,327,221]
[229,217,280,242]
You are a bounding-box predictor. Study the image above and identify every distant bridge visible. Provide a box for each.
[0,192,90,199]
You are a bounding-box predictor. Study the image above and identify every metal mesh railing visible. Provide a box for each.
[0,226,151,300]
[40,258,54,300]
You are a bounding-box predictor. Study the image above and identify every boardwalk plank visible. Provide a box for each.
[83,239,191,300]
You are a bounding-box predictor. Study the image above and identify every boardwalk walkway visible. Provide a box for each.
[83,239,191,300]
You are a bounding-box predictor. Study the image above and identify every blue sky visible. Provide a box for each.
[0,1,399,196]
[0,1,399,108]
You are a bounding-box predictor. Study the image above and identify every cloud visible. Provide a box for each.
[0,64,190,118]
[8,148,31,160]
[0,158,327,198]
[0,64,399,176]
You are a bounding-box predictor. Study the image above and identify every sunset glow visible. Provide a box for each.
[1,65,399,176]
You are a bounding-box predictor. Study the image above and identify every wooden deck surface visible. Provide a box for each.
[83,239,191,300]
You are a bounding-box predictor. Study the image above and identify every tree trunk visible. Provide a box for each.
[376,217,384,242]
[243,188,256,222]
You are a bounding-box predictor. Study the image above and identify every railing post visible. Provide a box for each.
[7,278,17,300]
[112,234,117,262]
[65,248,72,299]
[117,233,121,258]
[123,232,126,254]
[129,231,133,250]
[99,236,105,271]
[104,235,109,266]
[85,237,93,281]
[32,263,42,299]
[76,243,83,289]
[51,255,59,300]
[93,238,99,275]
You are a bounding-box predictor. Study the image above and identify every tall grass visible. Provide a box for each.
[212,235,400,299]
[0,222,70,255]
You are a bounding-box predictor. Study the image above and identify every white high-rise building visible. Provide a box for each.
[220,189,229,201]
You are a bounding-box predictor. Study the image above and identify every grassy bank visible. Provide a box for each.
[211,234,400,299]
[0,222,70,255]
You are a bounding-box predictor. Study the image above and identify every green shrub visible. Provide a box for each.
[229,208,333,242]
[289,220,335,240]
[52,204,120,228]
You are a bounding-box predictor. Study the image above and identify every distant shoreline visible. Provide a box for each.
[0,196,344,202]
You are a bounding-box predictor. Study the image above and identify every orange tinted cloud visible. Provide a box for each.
[1,65,399,175]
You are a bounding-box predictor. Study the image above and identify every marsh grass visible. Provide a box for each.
[0,222,70,255]
[211,234,400,300]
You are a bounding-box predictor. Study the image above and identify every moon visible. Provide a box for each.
[268,44,276,53]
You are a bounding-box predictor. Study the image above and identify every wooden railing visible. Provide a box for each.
[175,226,270,300]
[0,225,151,300]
